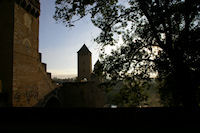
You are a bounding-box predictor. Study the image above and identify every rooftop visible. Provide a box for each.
[77,44,91,54]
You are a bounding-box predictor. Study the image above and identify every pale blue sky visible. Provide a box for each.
[39,0,101,78]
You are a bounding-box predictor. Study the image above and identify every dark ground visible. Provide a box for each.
[0,107,200,132]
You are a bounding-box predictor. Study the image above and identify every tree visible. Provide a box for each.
[93,60,105,81]
[54,0,200,107]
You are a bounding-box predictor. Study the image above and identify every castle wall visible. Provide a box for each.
[56,81,105,107]
[12,2,54,107]
[0,0,15,106]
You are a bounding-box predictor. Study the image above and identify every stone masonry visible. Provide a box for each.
[77,44,92,81]
[0,0,55,107]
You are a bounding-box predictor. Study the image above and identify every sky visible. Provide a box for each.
[38,0,158,79]
[39,0,101,78]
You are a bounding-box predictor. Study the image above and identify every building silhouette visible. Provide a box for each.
[77,44,92,81]
[36,44,106,107]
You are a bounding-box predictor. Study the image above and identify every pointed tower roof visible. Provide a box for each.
[77,44,91,54]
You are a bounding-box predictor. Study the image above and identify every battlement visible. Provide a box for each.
[15,0,40,18]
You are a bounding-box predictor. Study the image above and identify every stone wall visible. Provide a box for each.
[78,54,92,81]
[54,81,105,107]
[37,81,106,108]
[12,2,55,107]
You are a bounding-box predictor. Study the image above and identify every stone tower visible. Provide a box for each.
[0,0,55,107]
[77,44,92,81]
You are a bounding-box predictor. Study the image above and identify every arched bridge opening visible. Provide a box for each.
[45,97,61,108]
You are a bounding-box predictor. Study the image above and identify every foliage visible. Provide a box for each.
[93,60,148,107]
[112,79,148,107]
[54,0,200,107]
[93,60,105,80]
[52,77,76,83]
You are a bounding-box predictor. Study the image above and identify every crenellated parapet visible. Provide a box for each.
[15,0,40,18]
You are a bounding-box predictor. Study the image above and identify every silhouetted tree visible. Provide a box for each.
[54,0,200,107]
[93,60,105,80]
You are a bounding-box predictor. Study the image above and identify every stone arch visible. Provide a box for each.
[45,96,61,108]
[23,39,31,48]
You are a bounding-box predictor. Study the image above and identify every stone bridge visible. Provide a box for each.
[36,81,106,108]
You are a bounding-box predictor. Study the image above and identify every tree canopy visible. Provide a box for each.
[54,0,200,107]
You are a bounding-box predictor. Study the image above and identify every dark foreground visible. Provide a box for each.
[0,107,200,132]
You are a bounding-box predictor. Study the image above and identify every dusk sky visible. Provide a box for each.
[39,0,101,78]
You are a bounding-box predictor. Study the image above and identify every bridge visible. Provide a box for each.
[36,81,106,108]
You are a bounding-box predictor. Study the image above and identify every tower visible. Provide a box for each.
[0,0,54,107]
[77,44,92,81]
